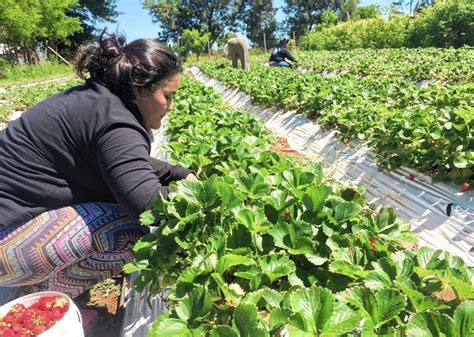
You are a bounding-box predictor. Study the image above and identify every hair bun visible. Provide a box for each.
[100,29,127,59]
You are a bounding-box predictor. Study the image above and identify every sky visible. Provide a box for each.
[105,0,391,42]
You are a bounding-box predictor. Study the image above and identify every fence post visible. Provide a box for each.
[263,32,267,53]
[47,46,72,66]
[207,41,211,57]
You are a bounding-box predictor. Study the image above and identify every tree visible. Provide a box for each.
[61,0,119,51]
[0,0,82,63]
[357,5,383,19]
[282,0,345,39]
[243,1,277,48]
[175,29,210,60]
[38,0,84,46]
[340,0,359,21]
[144,0,247,48]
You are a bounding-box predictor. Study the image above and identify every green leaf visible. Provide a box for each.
[364,270,392,289]
[235,172,271,199]
[266,189,296,211]
[289,286,334,334]
[396,279,447,313]
[148,318,192,337]
[209,325,240,337]
[177,180,206,205]
[454,155,468,169]
[140,209,158,226]
[289,286,360,336]
[261,288,284,308]
[343,287,406,327]
[330,247,367,279]
[122,261,149,274]
[305,254,328,266]
[267,221,314,255]
[260,255,296,283]
[416,247,447,270]
[175,285,212,325]
[216,254,256,274]
[374,288,407,326]
[453,301,474,337]
[235,207,271,233]
[302,186,330,212]
[269,308,292,330]
[211,273,245,304]
[216,180,242,210]
[334,202,362,223]
[406,312,453,337]
[234,303,259,337]
[321,301,362,337]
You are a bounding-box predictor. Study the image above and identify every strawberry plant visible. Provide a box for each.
[126,77,474,337]
[198,61,473,184]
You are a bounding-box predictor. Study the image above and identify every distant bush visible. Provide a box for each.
[300,0,473,50]
[408,0,474,48]
[300,16,411,50]
[0,57,13,79]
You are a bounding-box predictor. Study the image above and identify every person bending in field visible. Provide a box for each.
[224,37,250,70]
[268,38,297,68]
[0,30,197,300]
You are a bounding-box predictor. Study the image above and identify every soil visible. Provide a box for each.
[268,132,306,161]
[74,276,123,337]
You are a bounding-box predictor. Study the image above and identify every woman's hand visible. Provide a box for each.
[185,173,199,181]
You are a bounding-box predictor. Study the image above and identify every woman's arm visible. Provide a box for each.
[95,125,172,220]
[149,157,195,185]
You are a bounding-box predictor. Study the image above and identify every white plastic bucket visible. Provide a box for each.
[0,291,84,337]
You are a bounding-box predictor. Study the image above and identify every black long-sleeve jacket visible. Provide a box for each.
[269,44,296,63]
[0,80,192,229]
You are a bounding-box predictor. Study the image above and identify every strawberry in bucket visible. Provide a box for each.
[0,295,69,336]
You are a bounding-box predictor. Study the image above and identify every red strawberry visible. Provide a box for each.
[32,325,47,335]
[407,174,414,181]
[460,182,470,192]
[0,326,15,337]
[343,138,350,145]
[38,296,55,311]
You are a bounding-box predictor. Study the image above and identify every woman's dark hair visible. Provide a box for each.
[75,29,182,108]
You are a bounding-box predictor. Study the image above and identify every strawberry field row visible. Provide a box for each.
[0,78,80,122]
[199,62,474,185]
[252,47,474,83]
[127,76,474,337]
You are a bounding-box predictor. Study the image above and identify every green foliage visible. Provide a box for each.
[175,29,210,61]
[242,1,277,48]
[357,5,383,20]
[199,60,474,183]
[61,0,119,51]
[300,16,411,50]
[127,76,473,336]
[281,1,344,38]
[285,47,474,83]
[408,0,474,48]
[0,78,81,122]
[144,1,247,47]
[0,57,13,80]
[0,0,82,49]
[0,62,73,83]
[300,1,473,50]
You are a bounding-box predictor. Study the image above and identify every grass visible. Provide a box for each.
[0,61,74,87]
[0,78,82,123]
